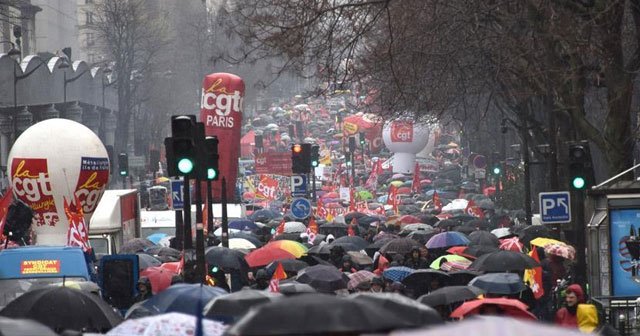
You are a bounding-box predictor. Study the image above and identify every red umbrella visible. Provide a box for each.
[140,266,177,294]
[322,192,339,199]
[400,215,421,225]
[245,246,297,267]
[160,261,182,274]
[397,187,411,194]
[499,237,524,253]
[447,246,476,260]
[450,298,536,320]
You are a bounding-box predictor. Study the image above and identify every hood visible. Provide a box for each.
[567,284,585,303]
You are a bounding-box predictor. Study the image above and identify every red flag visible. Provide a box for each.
[411,162,421,193]
[465,200,485,218]
[316,198,327,219]
[365,160,381,192]
[269,261,287,293]
[347,224,355,237]
[432,191,443,212]
[308,216,318,234]
[349,187,356,212]
[0,187,13,236]
[387,185,398,206]
[524,247,545,299]
[275,219,286,236]
[63,195,91,253]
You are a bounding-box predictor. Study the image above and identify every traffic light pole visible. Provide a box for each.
[183,175,193,249]
[175,209,184,250]
[573,189,587,284]
[311,171,316,202]
[221,177,229,248]
[206,180,214,239]
[194,177,205,284]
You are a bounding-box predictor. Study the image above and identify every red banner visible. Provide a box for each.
[200,73,244,201]
[64,196,91,253]
[254,152,293,176]
[74,157,109,215]
[10,158,58,227]
[256,175,279,200]
[390,121,413,142]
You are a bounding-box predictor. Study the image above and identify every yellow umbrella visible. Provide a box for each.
[530,237,564,247]
[390,180,404,187]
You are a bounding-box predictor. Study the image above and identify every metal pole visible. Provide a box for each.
[221,177,229,248]
[13,62,17,141]
[206,180,214,235]
[522,118,532,225]
[312,171,317,202]
[183,175,193,249]
[63,71,67,103]
[175,209,184,250]
[574,190,587,284]
[195,178,205,284]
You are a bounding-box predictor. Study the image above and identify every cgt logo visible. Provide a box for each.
[390,122,413,142]
[11,159,53,203]
[256,156,267,165]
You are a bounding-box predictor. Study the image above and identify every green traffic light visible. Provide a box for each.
[119,170,127,176]
[572,176,586,189]
[177,158,194,174]
[207,168,218,180]
[492,167,501,175]
[312,160,318,167]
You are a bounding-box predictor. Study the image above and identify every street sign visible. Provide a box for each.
[291,174,307,197]
[539,191,571,223]
[171,180,184,209]
[474,168,486,179]
[291,197,312,219]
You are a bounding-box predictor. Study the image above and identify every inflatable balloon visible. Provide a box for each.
[382,120,431,174]
[7,119,110,245]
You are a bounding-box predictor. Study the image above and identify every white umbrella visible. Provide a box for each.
[107,312,226,336]
[491,227,513,239]
[442,199,469,212]
[218,238,256,250]
[284,221,307,233]
[265,123,279,130]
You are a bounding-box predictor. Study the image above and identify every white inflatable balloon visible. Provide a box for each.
[7,119,110,245]
[382,120,430,174]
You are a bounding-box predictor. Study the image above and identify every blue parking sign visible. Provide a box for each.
[171,180,184,209]
[539,191,571,223]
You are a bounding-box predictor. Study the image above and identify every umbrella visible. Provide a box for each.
[140,266,177,294]
[265,259,309,274]
[329,236,369,251]
[347,251,373,266]
[249,209,280,223]
[137,253,162,270]
[468,231,500,247]
[278,282,317,295]
[107,312,226,336]
[344,211,367,223]
[245,246,297,267]
[519,225,553,245]
[146,233,169,244]
[435,219,459,230]
[469,273,527,295]
[429,255,470,270]
[357,190,374,200]
[307,244,332,255]
[143,283,227,316]
[350,292,442,327]
[448,270,483,286]
[222,238,257,250]
[400,215,421,225]
[229,232,263,247]
[227,294,414,335]
[491,227,514,239]
[229,219,260,231]
[465,219,493,231]
[440,259,472,272]
[470,250,539,272]
[0,286,123,333]
[348,270,377,290]
[450,298,536,320]
[499,237,524,252]
[144,246,181,258]
[390,180,404,187]
[0,316,57,336]
[205,246,250,272]
[418,285,485,307]
[120,238,155,254]
[204,289,281,323]
[264,240,308,257]
[544,243,576,260]
[426,232,470,249]
[464,245,499,258]
[402,269,451,289]
[392,315,589,336]
[397,187,411,194]
[283,221,306,233]
[382,266,415,282]
[403,224,434,232]
[530,237,565,247]
[296,265,349,293]
[392,173,407,181]
[379,238,423,255]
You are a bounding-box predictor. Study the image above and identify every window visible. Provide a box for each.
[86,12,94,24]
[86,32,95,46]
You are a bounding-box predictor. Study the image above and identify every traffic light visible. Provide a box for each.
[204,136,220,180]
[359,132,366,146]
[348,137,356,152]
[568,141,595,190]
[491,162,502,176]
[345,152,352,166]
[291,143,311,174]
[311,145,320,168]
[118,153,128,176]
[165,115,197,177]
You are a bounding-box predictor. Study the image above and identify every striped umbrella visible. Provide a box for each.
[382,266,414,282]
[499,237,524,253]
[264,240,308,258]
[440,259,472,272]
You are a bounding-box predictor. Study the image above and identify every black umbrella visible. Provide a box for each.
[344,212,367,224]
[402,269,451,289]
[449,215,476,225]
[136,253,161,270]
[249,209,280,223]
[436,219,458,230]
[266,259,309,274]
[119,238,154,254]
[0,286,122,333]
[466,219,493,231]
[519,225,553,246]
[358,215,385,227]
[307,244,332,255]
[448,270,483,286]
[418,285,485,307]
[143,246,181,258]
[204,289,280,323]
[454,225,476,235]
[226,294,415,335]
[278,281,317,295]
[351,292,442,327]
[296,265,349,293]
[406,231,436,245]
[205,246,250,272]
[470,250,539,272]
[468,231,500,247]
[379,238,423,256]
[329,236,368,251]
[464,245,499,258]
[272,233,303,242]
[469,273,527,294]
[0,316,57,336]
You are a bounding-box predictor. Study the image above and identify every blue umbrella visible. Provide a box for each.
[426,232,470,249]
[142,284,227,316]
[377,195,388,203]
[383,266,414,282]
[468,273,527,295]
[146,233,167,244]
[229,219,259,231]
[249,209,280,223]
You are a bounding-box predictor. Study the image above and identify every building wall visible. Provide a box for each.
[31,0,78,56]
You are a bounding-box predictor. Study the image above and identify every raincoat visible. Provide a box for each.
[555,284,584,328]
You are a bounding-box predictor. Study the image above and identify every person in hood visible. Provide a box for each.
[555,284,585,328]
[133,276,153,302]
[404,247,429,269]
[339,255,357,274]
[251,269,270,290]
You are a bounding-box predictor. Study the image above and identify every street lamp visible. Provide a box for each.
[59,57,90,103]
[101,67,114,107]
